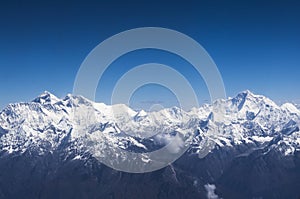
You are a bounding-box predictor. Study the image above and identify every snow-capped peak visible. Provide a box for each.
[281,103,300,115]
[231,90,278,108]
[135,110,147,118]
[32,91,60,105]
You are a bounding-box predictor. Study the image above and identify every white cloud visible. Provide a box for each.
[165,135,185,154]
[204,184,221,199]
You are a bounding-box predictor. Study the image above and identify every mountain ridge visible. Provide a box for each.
[1,90,299,156]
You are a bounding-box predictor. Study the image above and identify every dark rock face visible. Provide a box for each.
[217,150,300,199]
[0,152,202,199]
[0,144,300,199]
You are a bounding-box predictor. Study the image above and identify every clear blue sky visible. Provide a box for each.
[0,0,299,109]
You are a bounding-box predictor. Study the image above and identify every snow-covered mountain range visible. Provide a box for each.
[0,90,300,199]
[1,90,299,158]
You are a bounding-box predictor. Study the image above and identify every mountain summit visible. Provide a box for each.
[32,91,60,105]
